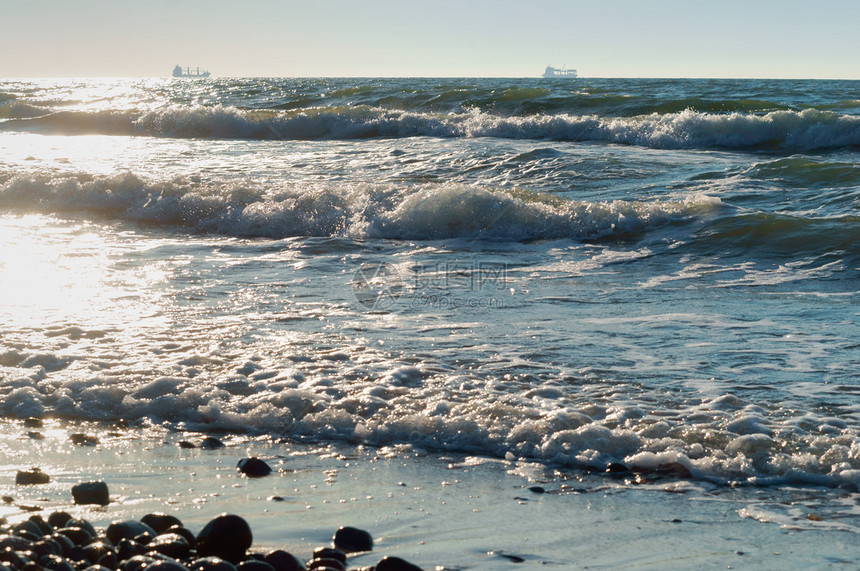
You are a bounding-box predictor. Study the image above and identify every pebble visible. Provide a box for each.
[82,541,119,568]
[15,468,51,485]
[199,437,226,449]
[141,513,184,534]
[195,514,253,564]
[235,561,275,571]
[0,510,425,571]
[70,433,100,446]
[71,481,110,506]
[262,550,304,571]
[106,521,158,544]
[307,558,344,571]
[375,556,424,571]
[165,525,196,546]
[147,532,192,560]
[236,458,272,478]
[311,548,346,565]
[48,511,73,529]
[332,526,373,553]
[190,557,238,571]
[56,525,96,546]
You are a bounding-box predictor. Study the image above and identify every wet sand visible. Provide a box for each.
[2,421,859,569]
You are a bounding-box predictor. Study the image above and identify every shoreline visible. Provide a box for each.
[2,420,860,569]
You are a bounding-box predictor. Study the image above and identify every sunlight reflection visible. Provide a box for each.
[0,214,168,329]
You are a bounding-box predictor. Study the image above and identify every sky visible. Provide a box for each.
[2,0,859,79]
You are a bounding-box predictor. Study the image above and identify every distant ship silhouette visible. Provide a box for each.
[542,65,577,78]
[173,65,211,78]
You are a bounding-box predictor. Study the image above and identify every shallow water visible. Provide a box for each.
[0,78,858,499]
[2,424,860,569]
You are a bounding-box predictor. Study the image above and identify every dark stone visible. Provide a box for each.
[147,533,191,560]
[24,417,44,428]
[236,458,272,478]
[31,538,63,558]
[332,526,373,553]
[71,482,110,506]
[631,462,692,479]
[140,514,183,535]
[262,550,304,571]
[236,562,276,571]
[195,514,252,564]
[178,441,197,449]
[307,559,343,571]
[0,534,35,550]
[375,556,424,571]
[121,556,160,571]
[117,538,148,561]
[12,519,44,540]
[16,468,51,485]
[199,437,225,450]
[69,434,99,446]
[82,542,118,568]
[26,431,45,440]
[106,520,157,544]
[310,548,345,565]
[146,561,191,571]
[81,566,114,571]
[527,485,546,494]
[1,495,13,503]
[606,462,630,475]
[67,545,87,563]
[27,515,53,535]
[134,531,154,545]
[497,552,525,563]
[165,525,195,547]
[65,519,97,539]
[3,550,33,568]
[56,527,95,547]
[48,511,73,530]
[188,557,238,571]
[50,532,76,556]
[41,555,76,571]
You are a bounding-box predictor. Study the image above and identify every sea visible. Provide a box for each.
[0,77,858,511]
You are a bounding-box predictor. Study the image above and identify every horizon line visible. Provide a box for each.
[3,75,860,81]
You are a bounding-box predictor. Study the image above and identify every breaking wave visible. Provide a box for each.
[0,171,721,241]
[3,105,859,151]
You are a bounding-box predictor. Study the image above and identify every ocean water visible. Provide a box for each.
[0,77,858,497]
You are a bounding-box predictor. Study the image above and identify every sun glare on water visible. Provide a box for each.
[0,214,168,330]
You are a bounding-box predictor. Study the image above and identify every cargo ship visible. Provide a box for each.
[542,65,577,78]
[172,65,211,78]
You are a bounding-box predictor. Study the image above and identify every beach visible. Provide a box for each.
[1,77,859,568]
[3,420,860,569]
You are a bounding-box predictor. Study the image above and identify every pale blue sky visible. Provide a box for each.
[2,0,858,78]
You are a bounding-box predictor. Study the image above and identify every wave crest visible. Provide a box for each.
[3,105,858,151]
[0,171,720,241]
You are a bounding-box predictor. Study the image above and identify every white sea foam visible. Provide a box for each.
[0,171,721,241]
[5,105,859,150]
[3,348,860,490]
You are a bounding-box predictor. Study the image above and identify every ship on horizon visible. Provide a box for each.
[173,65,211,78]
[542,65,577,78]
